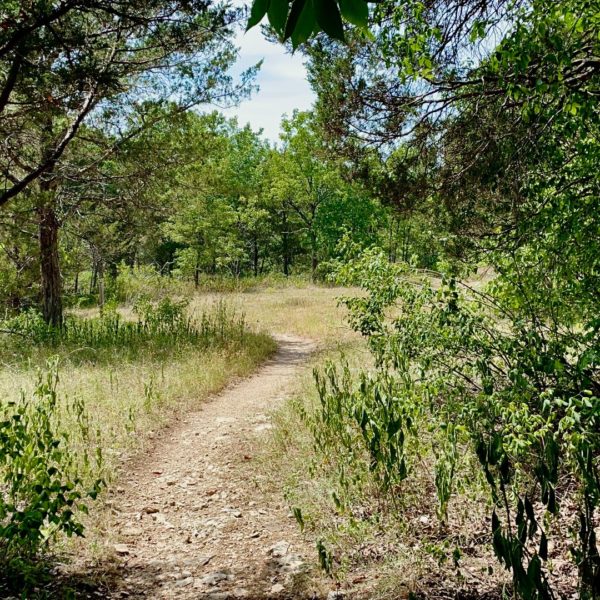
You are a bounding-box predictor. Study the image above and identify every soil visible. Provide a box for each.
[63,334,332,600]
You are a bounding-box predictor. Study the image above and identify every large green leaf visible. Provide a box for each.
[314,0,345,41]
[246,0,270,30]
[284,0,307,40]
[285,0,317,48]
[338,0,368,29]
[267,0,289,35]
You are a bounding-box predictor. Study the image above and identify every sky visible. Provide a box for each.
[220,26,316,143]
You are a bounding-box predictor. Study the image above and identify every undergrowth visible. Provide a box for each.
[266,347,502,599]
[269,248,598,599]
[66,264,316,308]
[0,298,251,366]
[0,362,105,593]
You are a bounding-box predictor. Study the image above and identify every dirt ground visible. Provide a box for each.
[58,334,337,600]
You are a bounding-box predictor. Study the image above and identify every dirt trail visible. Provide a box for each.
[96,334,327,599]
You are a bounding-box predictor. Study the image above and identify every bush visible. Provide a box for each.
[111,263,193,304]
[0,361,104,588]
[302,248,600,598]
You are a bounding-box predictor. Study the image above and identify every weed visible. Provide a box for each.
[0,361,104,591]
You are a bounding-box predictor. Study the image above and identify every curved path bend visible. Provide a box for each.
[98,334,325,600]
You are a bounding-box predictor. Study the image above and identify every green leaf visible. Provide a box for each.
[539,531,548,560]
[246,0,270,30]
[286,0,316,48]
[292,506,304,531]
[338,0,368,29]
[268,0,289,35]
[314,0,345,41]
[284,0,307,40]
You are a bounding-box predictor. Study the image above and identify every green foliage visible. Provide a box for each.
[0,362,104,588]
[303,243,600,596]
[246,0,370,46]
[0,299,250,366]
[1,0,250,208]
[110,264,193,305]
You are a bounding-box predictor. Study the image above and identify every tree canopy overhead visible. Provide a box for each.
[1,0,255,208]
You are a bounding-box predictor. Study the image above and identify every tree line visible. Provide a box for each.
[0,2,399,326]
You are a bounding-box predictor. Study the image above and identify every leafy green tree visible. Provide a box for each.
[0,1,254,326]
[271,111,339,278]
[257,0,600,595]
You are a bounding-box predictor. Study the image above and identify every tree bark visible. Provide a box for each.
[98,259,105,309]
[252,238,259,277]
[282,212,290,276]
[38,202,63,327]
[310,231,318,281]
[90,263,98,294]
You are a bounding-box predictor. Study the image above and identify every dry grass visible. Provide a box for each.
[10,285,354,477]
[190,284,360,343]
[0,297,281,482]
[0,337,276,474]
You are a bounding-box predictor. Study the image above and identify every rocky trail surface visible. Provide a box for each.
[80,334,332,600]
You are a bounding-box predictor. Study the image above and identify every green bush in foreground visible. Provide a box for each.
[304,247,600,598]
[0,362,104,588]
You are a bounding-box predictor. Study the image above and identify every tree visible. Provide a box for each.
[251,0,600,595]
[1,2,255,325]
[270,111,338,278]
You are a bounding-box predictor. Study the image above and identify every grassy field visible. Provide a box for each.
[2,273,515,598]
[0,300,277,509]
[193,284,360,343]
[0,282,357,572]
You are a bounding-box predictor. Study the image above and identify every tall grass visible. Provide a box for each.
[0,298,251,366]
[67,264,318,308]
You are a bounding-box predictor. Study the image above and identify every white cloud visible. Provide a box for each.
[220,26,316,142]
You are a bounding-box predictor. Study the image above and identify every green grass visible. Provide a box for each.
[1,299,253,365]
[66,267,320,308]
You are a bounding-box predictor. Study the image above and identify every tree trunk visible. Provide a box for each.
[38,202,63,327]
[98,259,105,309]
[253,238,259,277]
[310,232,318,281]
[194,253,200,288]
[282,213,290,276]
[37,107,63,328]
[90,263,98,294]
[283,236,290,276]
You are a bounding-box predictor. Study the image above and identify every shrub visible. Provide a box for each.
[111,263,193,304]
[303,247,600,598]
[0,361,104,587]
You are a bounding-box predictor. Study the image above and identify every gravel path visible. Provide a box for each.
[97,334,327,599]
